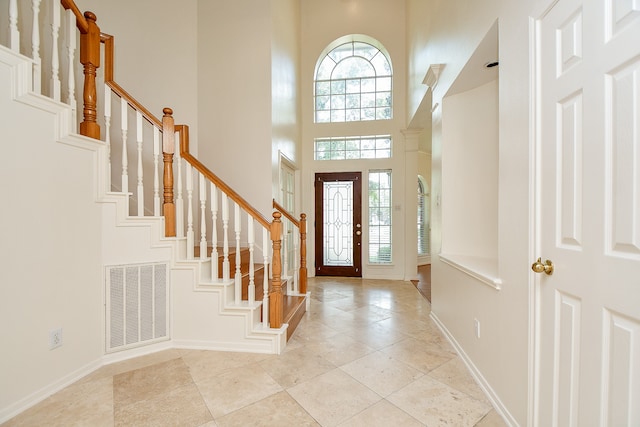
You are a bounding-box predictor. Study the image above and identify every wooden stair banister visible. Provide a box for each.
[269,212,283,328]
[162,108,176,237]
[299,213,307,294]
[272,200,308,295]
[173,122,271,229]
[50,0,300,334]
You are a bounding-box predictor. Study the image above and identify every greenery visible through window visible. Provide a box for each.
[314,135,392,160]
[314,41,392,123]
[369,170,392,263]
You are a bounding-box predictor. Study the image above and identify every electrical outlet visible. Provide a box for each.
[474,319,480,339]
[50,328,63,350]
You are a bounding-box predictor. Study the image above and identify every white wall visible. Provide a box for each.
[270,0,302,204]
[441,80,498,259]
[0,53,103,418]
[406,0,538,424]
[80,0,199,150]
[197,0,273,215]
[300,0,410,280]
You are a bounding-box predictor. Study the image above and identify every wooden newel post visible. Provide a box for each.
[269,212,283,328]
[162,108,176,237]
[79,11,100,139]
[299,213,308,294]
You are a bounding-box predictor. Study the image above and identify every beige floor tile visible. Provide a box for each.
[259,345,337,388]
[195,363,282,418]
[380,337,455,373]
[387,376,491,427]
[287,369,382,427]
[340,351,424,397]
[84,348,184,382]
[306,332,375,367]
[113,358,193,407]
[215,391,319,427]
[115,382,213,426]
[474,409,508,426]
[182,349,273,382]
[429,357,490,403]
[337,399,423,427]
[3,376,114,427]
[345,320,409,350]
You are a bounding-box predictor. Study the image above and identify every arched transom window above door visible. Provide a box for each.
[314,36,393,123]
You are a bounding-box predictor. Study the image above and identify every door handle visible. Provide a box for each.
[531,257,554,275]
[355,230,361,236]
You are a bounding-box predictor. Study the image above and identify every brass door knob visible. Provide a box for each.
[531,257,554,275]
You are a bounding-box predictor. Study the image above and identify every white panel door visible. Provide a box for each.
[535,0,640,425]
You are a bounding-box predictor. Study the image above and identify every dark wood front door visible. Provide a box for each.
[314,172,362,277]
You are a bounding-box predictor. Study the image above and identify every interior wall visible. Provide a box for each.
[406,0,537,424]
[441,80,498,258]
[80,0,199,151]
[0,59,103,419]
[197,0,273,215]
[270,0,302,204]
[300,0,409,280]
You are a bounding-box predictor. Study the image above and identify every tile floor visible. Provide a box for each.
[3,277,506,427]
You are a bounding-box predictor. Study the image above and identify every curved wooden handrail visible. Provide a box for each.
[272,200,299,227]
[100,33,162,129]
[60,0,88,33]
[174,124,271,230]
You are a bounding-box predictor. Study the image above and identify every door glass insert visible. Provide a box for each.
[323,180,354,266]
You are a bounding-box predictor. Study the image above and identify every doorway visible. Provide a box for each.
[314,172,362,277]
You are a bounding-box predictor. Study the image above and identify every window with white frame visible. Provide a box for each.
[314,135,392,160]
[314,40,392,123]
[368,170,392,263]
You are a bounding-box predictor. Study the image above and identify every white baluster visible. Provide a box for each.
[175,131,184,238]
[104,87,111,189]
[153,127,160,216]
[222,195,230,281]
[282,220,289,288]
[66,9,76,118]
[210,184,219,281]
[120,98,128,193]
[186,164,194,259]
[199,174,208,260]
[248,216,255,304]
[9,0,20,52]
[136,112,144,216]
[262,228,270,327]
[50,3,61,101]
[234,203,242,304]
[31,0,42,93]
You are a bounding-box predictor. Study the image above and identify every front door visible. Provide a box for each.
[314,172,362,276]
[534,0,640,425]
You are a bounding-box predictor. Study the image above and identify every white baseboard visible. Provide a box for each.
[430,312,520,427]
[0,358,103,424]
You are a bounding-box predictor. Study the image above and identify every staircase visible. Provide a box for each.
[198,246,307,340]
[1,0,307,354]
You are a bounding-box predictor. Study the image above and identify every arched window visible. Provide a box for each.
[314,37,392,123]
[418,176,430,256]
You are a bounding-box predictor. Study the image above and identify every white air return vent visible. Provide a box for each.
[106,262,169,352]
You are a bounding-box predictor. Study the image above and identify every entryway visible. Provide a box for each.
[314,172,362,277]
